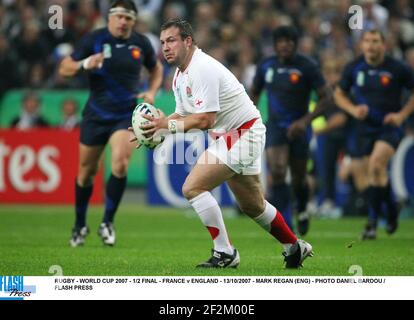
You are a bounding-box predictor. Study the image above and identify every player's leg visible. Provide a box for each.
[227,174,313,268]
[349,125,380,239]
[290,157,310,235]
[320,134,345,217]
[105,129,133,222]
[71,117,109,247]
[367,140,397,236]
[372,128,402,235]
[97,128,135,245]
[265,121,294,228]
[182,151,239,267]
[349,157,370,216]
[289,127,312,235]
[71,143,105,247]
[350,158,370,192]
[266,145,293,229]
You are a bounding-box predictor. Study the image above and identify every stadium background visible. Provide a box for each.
[1,0,414,275]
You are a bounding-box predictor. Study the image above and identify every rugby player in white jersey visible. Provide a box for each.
[131,18,313,268]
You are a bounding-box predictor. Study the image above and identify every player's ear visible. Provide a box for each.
[185,36,192,48]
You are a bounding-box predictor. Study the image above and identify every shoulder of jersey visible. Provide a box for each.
[385,55,406,68]
[188,50,214,71]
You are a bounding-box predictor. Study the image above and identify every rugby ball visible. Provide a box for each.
[131,103,164,148]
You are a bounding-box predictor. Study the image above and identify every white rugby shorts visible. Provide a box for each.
[206,117,266,175]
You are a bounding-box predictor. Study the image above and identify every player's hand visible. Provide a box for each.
[352,105,369,120]
[140,109,167,136]
[128,127,141,149]
[287,119,307,140]
[384,112,404,127]
[82,53,104,70]
[137,91,156,105]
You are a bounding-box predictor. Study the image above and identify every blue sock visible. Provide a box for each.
[75,182,93,228]
[270,183,293,230]
[382,183,398,220]
[103,174,127,224]
[368,186,383,225]
[293,182,309,213]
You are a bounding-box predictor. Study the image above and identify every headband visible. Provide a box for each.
[109,7,137,20]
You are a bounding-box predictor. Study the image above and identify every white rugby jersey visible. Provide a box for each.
[172,48,261,131]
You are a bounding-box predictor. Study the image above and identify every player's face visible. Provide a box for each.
[108,12,136,39]
[361,32,385,62]
[160,27,192,66]
[275,38,296,61]
[323,66,340,86]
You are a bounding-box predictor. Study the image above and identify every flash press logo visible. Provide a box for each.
[0,276,34,300]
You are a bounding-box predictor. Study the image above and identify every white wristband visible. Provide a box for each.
[81,57,91,70]
[168,119,178,134]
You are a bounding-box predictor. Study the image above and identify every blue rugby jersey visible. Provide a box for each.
[252,53,325,128]
[338,55,414,127]
[71,28,157,121]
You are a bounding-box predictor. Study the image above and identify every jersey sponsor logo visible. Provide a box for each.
[115,44,126,48]
[186,86,192,98]
[277,68,301,74]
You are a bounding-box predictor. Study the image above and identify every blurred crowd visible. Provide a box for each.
[1,0,414,96]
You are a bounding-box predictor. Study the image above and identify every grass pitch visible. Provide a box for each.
[0,204,413,276]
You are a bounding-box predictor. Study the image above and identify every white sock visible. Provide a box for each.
[189,191,233,255]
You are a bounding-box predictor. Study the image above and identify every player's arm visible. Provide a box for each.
[250,63,265,106]
[250,85,262,107]
[287,85,332,139]
[138,61,164,104]
[302,62,332,123]
[168,112,216,132]
[314,112,348,135]
[384,90,414,127]
[168,113,185,120]
[334,86,369,120]
[128,111,209,148]
[140,111,216,135]
[384,64,414,127]
[334,62,369,120]
[303,85,331,124]
[58,54,104,77]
